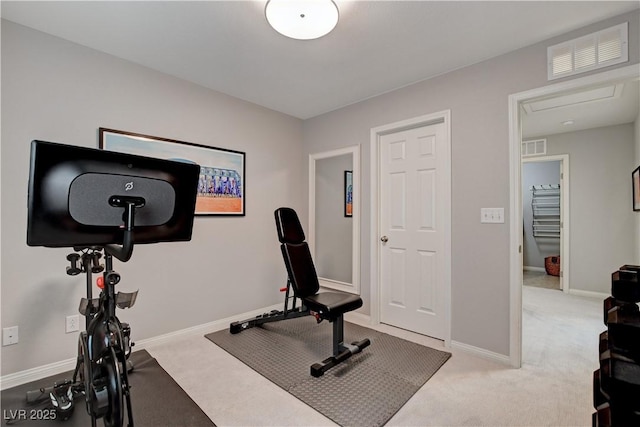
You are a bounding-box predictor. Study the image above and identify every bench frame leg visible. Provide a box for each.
[310,314,371,377]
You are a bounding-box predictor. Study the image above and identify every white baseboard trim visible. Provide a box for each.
[135,303,278,351]
[0,357,77,391]
[0,303,281,391]
[451,340,511,366]
[344,310,371,326]
[523,266,545,272]
[568,289,608,300]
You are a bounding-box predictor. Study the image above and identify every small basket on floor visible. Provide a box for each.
[545,256,560,276]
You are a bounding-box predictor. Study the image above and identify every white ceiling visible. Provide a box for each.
[2,1,639,125]
[522,79,640,138]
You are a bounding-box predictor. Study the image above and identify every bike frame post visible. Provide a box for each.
[103,253,117,319]
[82,254,94,330]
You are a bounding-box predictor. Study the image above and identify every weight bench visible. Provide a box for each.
[230,207,370,377]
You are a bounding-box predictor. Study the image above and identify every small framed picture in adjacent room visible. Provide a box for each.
[633,166,640,211]
[344,170,353,217]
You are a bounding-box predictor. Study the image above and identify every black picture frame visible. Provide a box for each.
[633,166,640,212]
[344,170,353,217]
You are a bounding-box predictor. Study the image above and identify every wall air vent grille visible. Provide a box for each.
[548,22,628,80]
[522,139,546,157]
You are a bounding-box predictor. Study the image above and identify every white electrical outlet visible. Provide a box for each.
[66,314,80,333]
[3,326,19,346]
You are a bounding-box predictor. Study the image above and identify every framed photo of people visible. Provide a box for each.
[99,128,245,216]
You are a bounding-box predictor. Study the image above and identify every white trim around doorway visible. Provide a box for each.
[508,64,640,368]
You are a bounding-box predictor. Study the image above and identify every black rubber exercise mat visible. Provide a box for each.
[1,349,215,427]
[206,316,451,427]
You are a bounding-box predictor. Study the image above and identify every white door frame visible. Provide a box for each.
[508,64,639,368]
[370,110,452,346]
[522,154,570,293]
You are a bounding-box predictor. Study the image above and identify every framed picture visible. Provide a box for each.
[99,128,245,216]
[633,166,640,212]
[344,170,353,217]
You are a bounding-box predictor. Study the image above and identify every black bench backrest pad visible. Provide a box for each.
[275,207,305,244]
[281,241,320,298]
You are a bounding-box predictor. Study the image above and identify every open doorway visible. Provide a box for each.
[522,156,569,293]
[508,64,640,368]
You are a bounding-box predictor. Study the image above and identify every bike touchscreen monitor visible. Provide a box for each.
[27,140,200,248]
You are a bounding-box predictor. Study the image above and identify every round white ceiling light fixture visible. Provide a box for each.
[265,0,339,40]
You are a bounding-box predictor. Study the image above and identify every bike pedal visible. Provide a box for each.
[50,382,74,420]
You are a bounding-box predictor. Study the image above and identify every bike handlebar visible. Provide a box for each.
[104,196,145,262]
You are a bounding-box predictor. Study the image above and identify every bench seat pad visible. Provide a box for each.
[303,292,362,321]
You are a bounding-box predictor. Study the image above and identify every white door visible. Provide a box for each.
[379,121,449,339]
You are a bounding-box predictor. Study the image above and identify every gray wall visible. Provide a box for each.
[1,21,304,375]
[315,154,353,283]
[522,161,561,269]
[302,10,639,356]
[546,124,636,294]
[2,9,639,374]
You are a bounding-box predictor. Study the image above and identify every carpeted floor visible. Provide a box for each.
[0,350,215,427]
[205,315,451,427]
[523,269,560,290]
[3,286,602,426]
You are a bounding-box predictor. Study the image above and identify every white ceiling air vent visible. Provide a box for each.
[522,139,547,157]
[548,22,628,80]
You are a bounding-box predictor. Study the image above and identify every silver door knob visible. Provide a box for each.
[380,236,388,243]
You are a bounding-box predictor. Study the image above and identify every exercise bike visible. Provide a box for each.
[25,139,201,426]
[27,198,141,427]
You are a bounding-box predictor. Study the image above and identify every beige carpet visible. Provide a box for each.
[146,286,603,426]
[524,269,561,290]
[389,285,601,426]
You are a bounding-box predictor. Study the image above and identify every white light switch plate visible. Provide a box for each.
[481,208,504,223]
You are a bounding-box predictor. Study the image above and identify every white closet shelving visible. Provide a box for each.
[531,184,560,238]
